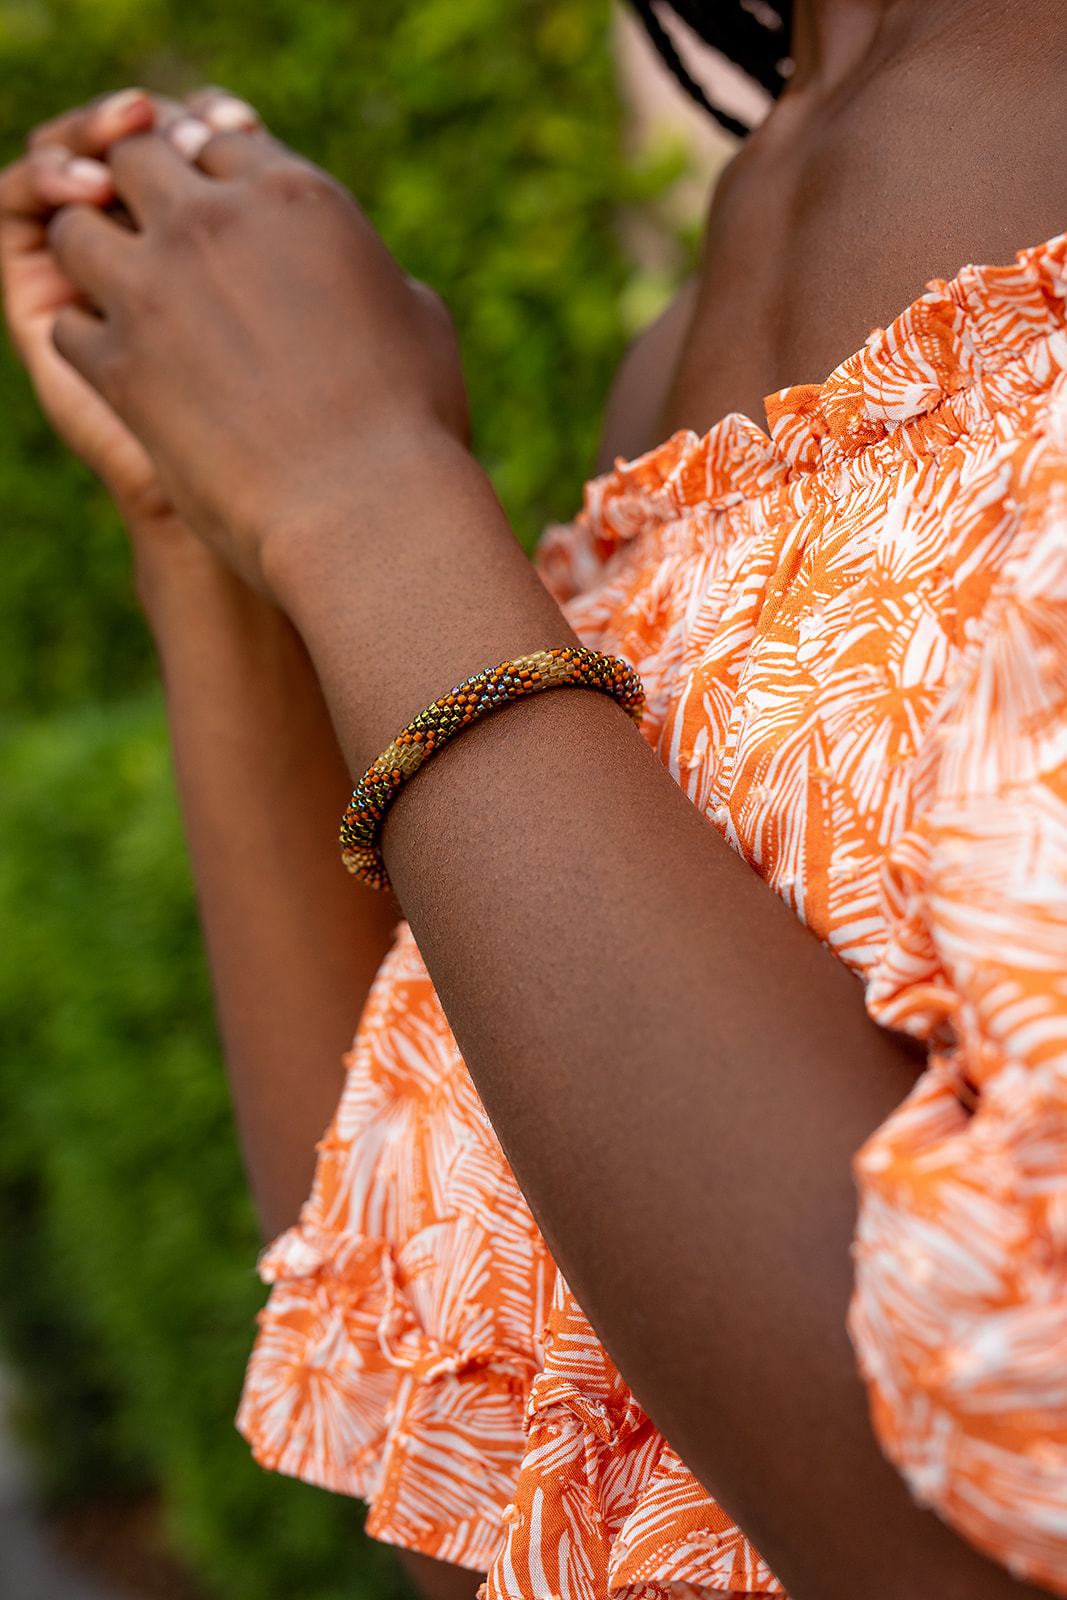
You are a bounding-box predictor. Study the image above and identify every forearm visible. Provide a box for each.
[139,535,397,1240]
[269,435,1042,1599]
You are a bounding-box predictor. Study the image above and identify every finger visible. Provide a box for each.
[107,132,200,223]
[0,149,113,279]
[30,88,155,157]
[48,205,134,308]
[168,118,213,162]
[129,100,216,162]
[22,91,207,205]
[194,128,281,179]
[156,93,258,165]
[0,146,112,223]
[183,87,261,133]
[51,303,108,383]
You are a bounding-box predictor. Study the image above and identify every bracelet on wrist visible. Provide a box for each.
[339,645,645,890]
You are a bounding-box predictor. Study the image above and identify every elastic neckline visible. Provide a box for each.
[766,228,1067,467]
[586,229,1067,538]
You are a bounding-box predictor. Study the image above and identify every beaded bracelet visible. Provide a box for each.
[339,646,645,889]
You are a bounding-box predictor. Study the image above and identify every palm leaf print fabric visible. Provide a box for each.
[238,232,1067,1598]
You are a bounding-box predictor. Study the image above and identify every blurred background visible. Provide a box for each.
[0,2,739,1594]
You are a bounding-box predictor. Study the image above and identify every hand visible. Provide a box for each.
[1,89,163,524]
[0,87,260,540]
[44,129,470,589]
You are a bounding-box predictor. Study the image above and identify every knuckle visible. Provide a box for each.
[258,160,335,208]
[168,188,232,243]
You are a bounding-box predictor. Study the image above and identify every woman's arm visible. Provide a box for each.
[138,540,397,1239]
[45,130,1053,1598]
[270,450,1044,1600]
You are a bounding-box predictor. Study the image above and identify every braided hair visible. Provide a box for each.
[629,1,794,138]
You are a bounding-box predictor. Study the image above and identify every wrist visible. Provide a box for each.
[129,512,251,634]
[252,427,577,779]
[257,425,487,613]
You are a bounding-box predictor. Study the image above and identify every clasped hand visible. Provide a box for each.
[31,112,470,591]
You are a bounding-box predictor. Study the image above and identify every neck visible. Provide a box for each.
[787,0,885,88]
[785,0,1057,99]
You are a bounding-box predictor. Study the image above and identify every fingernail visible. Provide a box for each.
[205,96,258,132]
[67,157,111,187]
[169,117,212,159]
[101,87,151,121]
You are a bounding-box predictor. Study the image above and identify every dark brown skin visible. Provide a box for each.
[2,3,1064,1596]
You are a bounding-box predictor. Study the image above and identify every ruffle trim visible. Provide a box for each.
[576,229,1067,556]
[485,1370,784,1599]
[239,1218,784,1594]
[236,1218,536,1574]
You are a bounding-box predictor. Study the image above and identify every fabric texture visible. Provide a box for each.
[237,232,1067,1598]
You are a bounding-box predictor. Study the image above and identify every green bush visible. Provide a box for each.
[0,1,652,1595]
[0,696,409,1599]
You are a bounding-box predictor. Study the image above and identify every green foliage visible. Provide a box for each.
[0,696,408,1598]
[0,1,644,1595]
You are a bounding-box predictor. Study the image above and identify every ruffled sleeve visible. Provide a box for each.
[851,415,1067,1592]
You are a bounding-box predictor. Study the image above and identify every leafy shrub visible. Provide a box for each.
[0,696,409,1598]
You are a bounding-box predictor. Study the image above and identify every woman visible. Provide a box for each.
[1,3,1065,1597]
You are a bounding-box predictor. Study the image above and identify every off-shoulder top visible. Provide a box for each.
[237,230,1067,1598]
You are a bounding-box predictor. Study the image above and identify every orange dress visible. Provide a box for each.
[237,233,1067,1598]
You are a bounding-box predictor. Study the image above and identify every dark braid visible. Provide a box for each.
[629,1,794,136]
